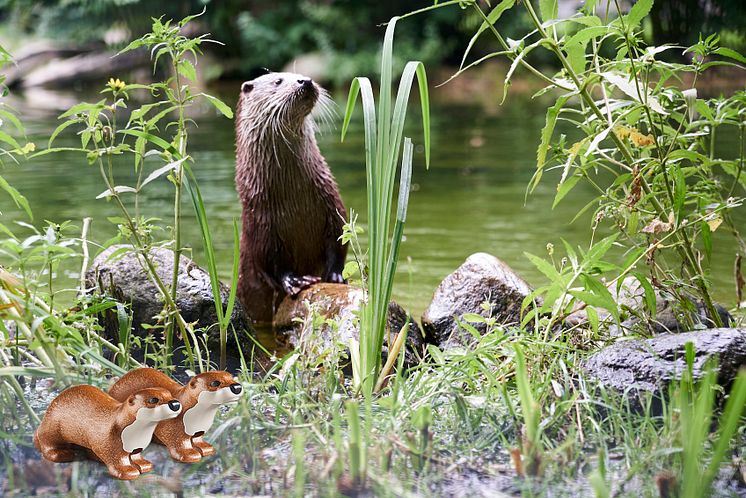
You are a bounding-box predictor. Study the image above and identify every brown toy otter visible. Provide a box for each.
[109,368,243,462]
[235,71,348,324]
[34,385,181,480]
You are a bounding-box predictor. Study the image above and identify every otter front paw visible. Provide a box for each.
[107,463,141,480]
[169,446,202,463]
[281,274,321,296]
[130,452,153,473]
[325,272,344,284]
[192,436,216,457]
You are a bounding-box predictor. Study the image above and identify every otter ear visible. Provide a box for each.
[190,379,198,389]
[241,81,253,94]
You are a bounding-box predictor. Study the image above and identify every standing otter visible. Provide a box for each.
[34,385,181,480]
[109,368,243,462]
[235,72,347,324]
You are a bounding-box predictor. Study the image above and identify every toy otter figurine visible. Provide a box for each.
[109,368,243,462]
[34,385,181,480]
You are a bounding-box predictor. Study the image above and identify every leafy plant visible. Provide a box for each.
[341,16,430,396]
[428,0,746,331]
[36,11,237,369]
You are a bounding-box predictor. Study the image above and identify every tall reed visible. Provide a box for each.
[342,16,430,396]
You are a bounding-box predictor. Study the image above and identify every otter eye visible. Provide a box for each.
[147,397,159,404]
[274,78,283,85]
[210,380,221,388]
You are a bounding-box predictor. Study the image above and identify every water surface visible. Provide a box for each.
[2,83,743,316]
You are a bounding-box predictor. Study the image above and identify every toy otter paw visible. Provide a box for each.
[281,274,321,296]
[170,446,202,463]
[130,451,153,473]
[192,436,215,457]
[108,464,141,480]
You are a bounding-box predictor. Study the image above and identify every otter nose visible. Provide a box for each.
[168,400,181,412]
[230,383,243,395]
[298,78,312,88]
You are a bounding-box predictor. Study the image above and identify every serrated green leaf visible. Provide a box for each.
[625,0,653,29]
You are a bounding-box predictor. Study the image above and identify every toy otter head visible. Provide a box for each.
[126,387,182,421]
[188,371,243,405]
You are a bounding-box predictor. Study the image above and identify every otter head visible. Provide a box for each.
[239,72,327,133]
[188,371,243,405]
[126,387,182,422]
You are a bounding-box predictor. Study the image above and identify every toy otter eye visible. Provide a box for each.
[210,380,221,388]
[147,397,159,404]
[274,78,283,85]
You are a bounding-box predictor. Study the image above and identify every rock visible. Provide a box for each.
[583,328,746,408]
[86,245,253,353]
[273,283,426,369]
[421,253,533,347]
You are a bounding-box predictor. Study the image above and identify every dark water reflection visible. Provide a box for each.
[2,83,743,316]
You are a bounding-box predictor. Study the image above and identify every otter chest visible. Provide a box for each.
[182,392,221,436]
[120,413,159,453]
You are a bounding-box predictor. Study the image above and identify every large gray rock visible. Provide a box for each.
[273,283,426,369]
[421,253,532,347]
[86,245,253,352]
[584,328,746,403]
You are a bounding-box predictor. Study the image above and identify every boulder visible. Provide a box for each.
[421,253,532,347]
[273,283,426,369]
[86,245,253,352]
[583,328,746,407]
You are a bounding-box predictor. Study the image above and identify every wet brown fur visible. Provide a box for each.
[235,72,347,324]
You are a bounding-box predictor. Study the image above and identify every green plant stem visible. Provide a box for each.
[520,0,722,326]
[168,59,188,359]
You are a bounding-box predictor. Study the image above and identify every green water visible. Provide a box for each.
[2,84,743,316]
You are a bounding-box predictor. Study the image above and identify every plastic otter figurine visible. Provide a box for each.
[34,385,181,480]
[109,368,243,462]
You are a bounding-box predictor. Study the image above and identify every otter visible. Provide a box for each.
[34,385,181,480]
[109,368,243,462]
[235,72,348,324]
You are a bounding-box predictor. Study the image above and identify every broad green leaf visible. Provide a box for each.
[625,0,653,29]
[540,0,558,22]
[48,119,79,148]
[532,94,570,192]
[96,186,137,199]
[141,157,188,188]
[0,174,31,219]
[201,93,234,118]
[565,26,610,48]
[713,47,746,64]
[553,175,581,208]
[602,71,667,115]
[524,252,561,280]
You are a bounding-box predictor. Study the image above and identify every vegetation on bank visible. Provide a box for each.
[1,0,745,84]
[0,1,745,497]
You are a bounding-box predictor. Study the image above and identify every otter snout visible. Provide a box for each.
[298,78,313,89]
[229,383,242,395]
[168,400,181,412]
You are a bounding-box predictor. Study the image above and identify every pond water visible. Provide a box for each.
[2,81,744,317]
